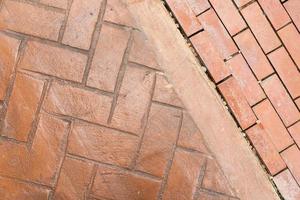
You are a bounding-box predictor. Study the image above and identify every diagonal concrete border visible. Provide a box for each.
[124,0,280,199]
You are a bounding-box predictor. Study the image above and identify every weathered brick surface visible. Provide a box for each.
[241,2,281,53]
[165,0,202,36]
[247,124,286,175]
[1,73,44,142]
[281,145,300,185]
[40,0,68,9]
[198,9,237,59]
[186,0,210,15]
[274,170,300,200]
[20,40,87,82]
[0,33,20,100]
[87,24,130,92]
[234,29,274,80]
[289,122,300,147]
[218,77,257,130]
[234,0,251,8]
[0,0,64,40]
[284,0,300,31]
[62,0,102,49]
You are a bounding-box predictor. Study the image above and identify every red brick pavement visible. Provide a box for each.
[0,0,239,199]
[167,0,300,199]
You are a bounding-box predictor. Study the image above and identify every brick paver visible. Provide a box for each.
[167,0,300,198]
[0,0,238,199]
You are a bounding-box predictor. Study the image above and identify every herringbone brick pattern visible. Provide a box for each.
[0,0,238,199]
[166,0,300,199]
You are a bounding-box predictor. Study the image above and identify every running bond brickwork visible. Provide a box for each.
[167,0,300,199]
[0,0,238,199]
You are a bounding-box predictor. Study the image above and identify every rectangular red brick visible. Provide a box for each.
[191,31,230,83]
[241,2,281,53]
[281,145,300,185]
[198,9,238,59]
[166,0,202,36]
[258,0,290,30]
[268,47,300,98]
[68,121,138,167]
[296,98,300,110]
[274,170,300,200]
[62,0,102,49]
[253,100,293,151]
[91,166,160,200]
[218,77,257,130]
[284,0,300,31]
[234,0,251,8]
[227,54,265,106]
[0,177,50,200]
[0,33,20,100]
[186,0,210,15]
[110,66,154,134]
[262,75,300,126]
[129,30,159,70]
[1,73,44,142]
[153,73,183,107]
[87,24,130,92]
[53,157,93,200]
[162,148,205,199]
[178,112,208,153]
[289,122,300,148]
[20,40,87,82]
[234,29,274,80]
[44,82,112,124]
[0,0,64,40]
[135,103,181,177]
[246,124,286,175]
[278,24,300,70]
[210,0,246,35]
[40,0,68,9]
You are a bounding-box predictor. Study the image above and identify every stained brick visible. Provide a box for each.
[233,0,251,8]
[241,2,281,53]
[20,40,87,82]
[68,122,138,167]
[40,0,68,9]
[91,166,160,200]
[190,31,230,83]
[0,177,50,200]
[258,0,290,30]
[0,33,20,100]
[218,77,257,130]
[165,0,202,36]
[44,82,112,124]
[234,29,274,80]
[104,0,136,27]
[274,170,300,200]
[209,0,246,35]
[253,100,293,151]
[202,158,234,195]
[268,47,300,98]
[1,73,44,142]
[289,122,300,150]
[262,75,300,126]
[186,0,210,16]
[284,0,300,31]
[178,112,208,153]
[62,0,102,49]
[246,124,286,175]
[0,0,64,40]
[278,24,300,70]
[135,103,181,177]
[0,114,69,186]
[198,9,238,59]
[281,145,300,185]
[162,149,205,199]
[53,157,94,200]
[110,66,155,134]
[87,24,130,92]
[153,73,183,107]
[129,30,159,70]
[227,54,265,106]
